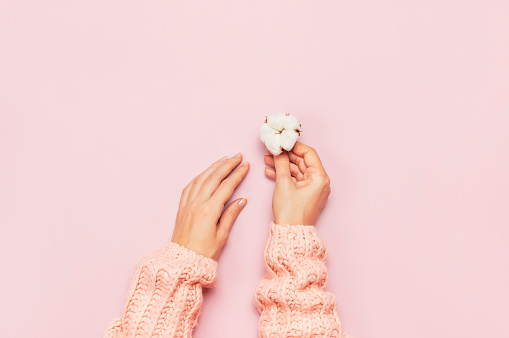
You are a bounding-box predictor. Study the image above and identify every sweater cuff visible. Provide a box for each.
[269,221,328,259]
[161,242,218,287]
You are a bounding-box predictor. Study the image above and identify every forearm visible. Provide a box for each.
[104,242,217,338]
[255,222,348,338]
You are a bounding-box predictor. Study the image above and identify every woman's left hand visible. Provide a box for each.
[171,153,250,260]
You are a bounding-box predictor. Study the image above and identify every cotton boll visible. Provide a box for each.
[266,113,286,131]
[260,122,277,143]
[280,129,299,151]
[261,113,301,155]
[264,133,283,155]
[283,114,301,131]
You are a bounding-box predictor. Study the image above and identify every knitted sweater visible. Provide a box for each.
[104,222,348,337]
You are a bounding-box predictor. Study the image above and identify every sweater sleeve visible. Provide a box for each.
[255,222,349,338]
[104,241,217,338]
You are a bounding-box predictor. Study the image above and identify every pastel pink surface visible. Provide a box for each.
[0,1,508,337]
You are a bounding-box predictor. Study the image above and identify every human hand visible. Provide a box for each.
[172,153,250,260]
[264,142,331,226]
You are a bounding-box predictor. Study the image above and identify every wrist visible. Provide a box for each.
[163,242,218,286]
[171,238,219,261]
[273,217,313,226]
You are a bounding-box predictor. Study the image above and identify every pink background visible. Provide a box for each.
[1,1,508,337]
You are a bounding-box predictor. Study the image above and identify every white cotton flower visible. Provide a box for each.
[260,122,276,143]
[260,113,301,155]
[264,133,283,155]
[266,113,286,131]
[283,114,301,131]
[280,129,299,151]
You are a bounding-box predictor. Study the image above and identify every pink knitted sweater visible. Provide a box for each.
[104,222,348,337]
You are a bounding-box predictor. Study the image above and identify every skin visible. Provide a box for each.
[264,141,331,226]
[171,141,331,260]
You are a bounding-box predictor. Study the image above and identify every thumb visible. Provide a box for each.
[217,198,247,244]
[273,151,292,183]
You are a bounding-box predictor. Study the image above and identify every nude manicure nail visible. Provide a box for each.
[218,156,228,161]
[238,198,247,206]
[233,152,242,158]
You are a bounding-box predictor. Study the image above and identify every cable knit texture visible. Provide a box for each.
[255,222,349,338]
[104,222,348,337]
[104,241,217,338]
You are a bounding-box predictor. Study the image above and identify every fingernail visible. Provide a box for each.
[240,161,249,167]
[232,152,242,158]
[218,156,228,161]
[238,198,247,207]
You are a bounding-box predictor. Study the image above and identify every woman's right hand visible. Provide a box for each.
[264,142,331,226]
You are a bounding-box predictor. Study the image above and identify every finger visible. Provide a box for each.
[265,155,303,181]
[291,141,325,172]
[217,198,247,245]
[290,164,304,181]
[273,151,292,184]
[265,167,296,182]
[187,156,229,202]
[263,154,275,167]
[198,153,244,199]
[288,151,307,174]
[265,167,276,180]
[211,161,250,205]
